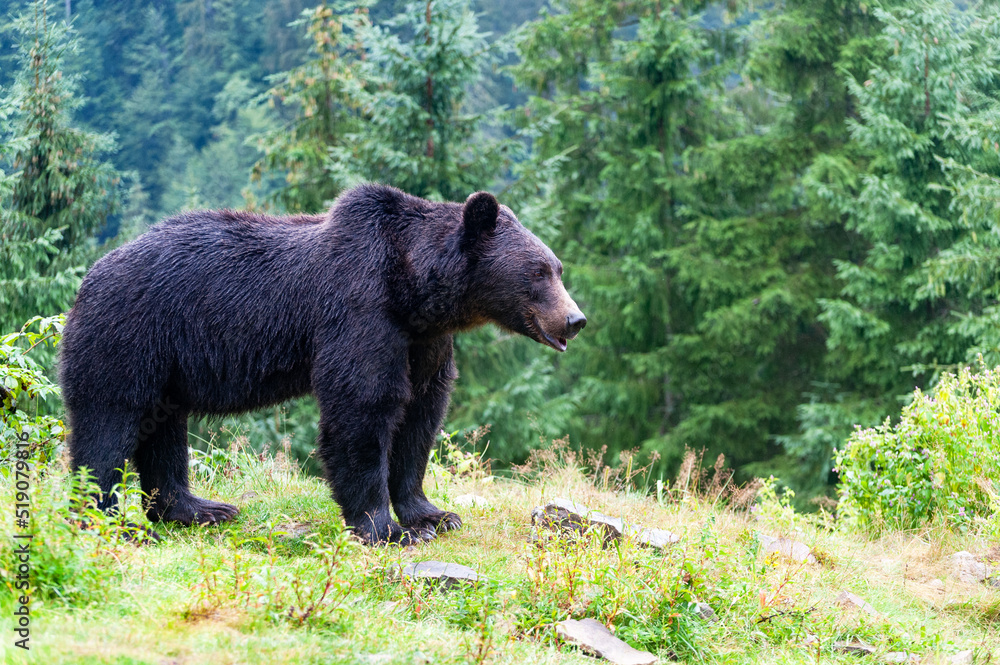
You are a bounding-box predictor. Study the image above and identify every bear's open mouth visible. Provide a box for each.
[530,316,568,352]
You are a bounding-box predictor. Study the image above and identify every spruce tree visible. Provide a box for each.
[671,0,902,493]
[501,0,731,468]
[252,3,362,212]
[812,1,1000,447]
[0,0,122,332]
[325,0,513,201]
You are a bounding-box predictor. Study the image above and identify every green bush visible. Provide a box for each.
[0,315,66,468]
[835,361,1000,533]
[1,315,148,606]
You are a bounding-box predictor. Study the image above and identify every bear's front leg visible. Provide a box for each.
[315,343,435,546]
[389,337,462,536]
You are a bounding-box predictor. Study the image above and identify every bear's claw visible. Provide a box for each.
[147,496,240,526]
[435,511,463,532]
[402,509,462,535]
[352,522,436,546]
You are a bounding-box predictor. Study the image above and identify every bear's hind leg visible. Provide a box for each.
[134,405,238,526]
[68,407,142,513]
[389,339,462,535]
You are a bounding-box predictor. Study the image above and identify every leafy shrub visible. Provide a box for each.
[835,361,1000,532]
[0,315,66,469]
[1,315,150,605]
[0,466,145,605]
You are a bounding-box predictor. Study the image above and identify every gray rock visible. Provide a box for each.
[398,561,481,588]
[832,640,876,656]
[692,602,717,622]
[532,499,624,542]
[758,533,817,564]
[835,590,881,617]
[883,652,915,663]
[556,618,657,665]
[532,499,679,549]
[624,524,680,549]
[951,551,988,584]
[453,494,489,508]
[951,650,974,665]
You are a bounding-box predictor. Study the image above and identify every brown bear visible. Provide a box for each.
[59,184,586,544]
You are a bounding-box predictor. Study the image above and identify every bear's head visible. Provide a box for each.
[462,191,586,352]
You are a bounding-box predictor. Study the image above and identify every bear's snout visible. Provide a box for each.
[566,311,587,339]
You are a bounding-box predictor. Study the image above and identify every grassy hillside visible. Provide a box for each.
[1,441,998,664]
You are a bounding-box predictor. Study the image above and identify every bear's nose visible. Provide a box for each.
[566,312,587,338]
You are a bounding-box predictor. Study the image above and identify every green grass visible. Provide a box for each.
[2,443,999,664]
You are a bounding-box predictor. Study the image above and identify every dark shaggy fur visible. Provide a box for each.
[60,184,586,544]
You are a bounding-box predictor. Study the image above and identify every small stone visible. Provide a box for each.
[833,640,876,656]
[398,561,481,589]
[950,650,974,665]
[759,533,817,564]
[692,602,717,622]
[273,521,314,538]
[625,524,680,549]
[925,578,945,590]
[951,551,988,584]
[454,494,489,508]
[835,590,881,617]
[239,490,258,501]
[556,618,657,665]
[883,652,913,663]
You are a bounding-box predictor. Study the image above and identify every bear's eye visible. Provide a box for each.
[532,268,547,281]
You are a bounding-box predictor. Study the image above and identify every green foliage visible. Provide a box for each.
[0,468,123,605]
[0,315,65,467]
[816,0,1000,385]
[799,0,1000,501]
[836,361,1000,533]
[252,3,362,212]
[255,0,517,210]
[681,0,902,498]
[326,0,515,201]
[507,0,848,481]
[0,0,122,332]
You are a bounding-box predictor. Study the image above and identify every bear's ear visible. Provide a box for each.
[462,191,499,242]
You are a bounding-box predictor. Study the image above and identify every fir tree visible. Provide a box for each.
[0,0,122,331]
[252,3,362,212]
[326,0,513,201]
[811,1,1000,454]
